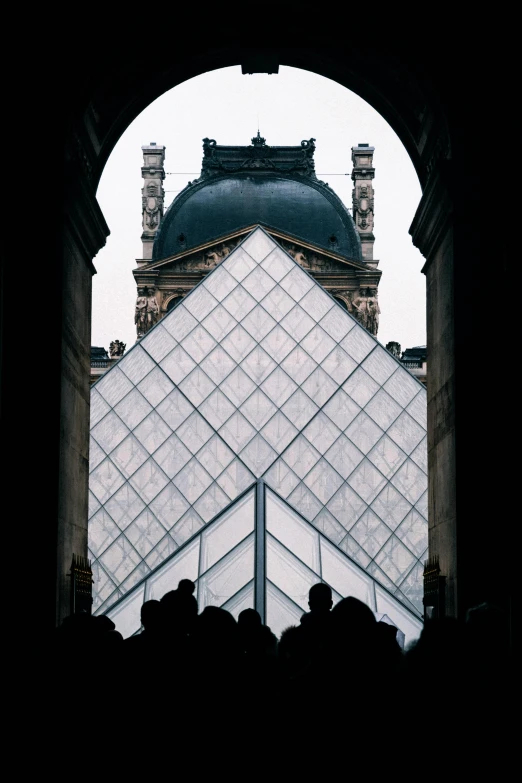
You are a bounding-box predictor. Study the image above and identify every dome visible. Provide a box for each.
[152,137,363,262]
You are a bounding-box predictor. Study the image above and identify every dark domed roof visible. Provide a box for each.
[152,137,363,263]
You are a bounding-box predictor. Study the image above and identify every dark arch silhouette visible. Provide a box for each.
[4,17,515,651]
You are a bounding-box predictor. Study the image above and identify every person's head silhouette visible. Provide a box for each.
[308,583,333,613]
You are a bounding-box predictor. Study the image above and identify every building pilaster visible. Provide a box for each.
[351,144,376,262]
[139,142,166,263]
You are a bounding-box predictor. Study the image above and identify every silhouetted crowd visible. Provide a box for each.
[51,582,512,757]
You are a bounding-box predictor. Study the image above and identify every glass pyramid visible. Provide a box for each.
[89,227,427,644]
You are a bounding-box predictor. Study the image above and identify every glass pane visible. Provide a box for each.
[301,325,336,363]
[95,367,133,407]
[198,534,255,609]
[239,434,278,476]
[370,485,412,531]
[153,433,191,479]
[338,534,372,568]
[174,458,213,503]
[345,412,384,453]
[281,346,317,385]
[222,581,255,619]
[98,535,142,584]
[281,389,319,430]
[312,508,347,545]
[90,389,110,428]
[303,412,341,454]
[390,459,427,504]
[279,266,314,301]
[200,345,236,385]
[304,458,344,504]
[159,344,197,384]
[322,389,361,431]
[266,581,305,639]
[91,411,130,454]
[374,536,417,584]
[368,436,407,479]
[221,324,257,363]
[194,483,230,523]
[220,367,256,407]
[260,285,295,320]
[242,265,277,300]
[199,389,236,430]
[114,389,153,430]
[260,324,297,363]
[141,323,178,362]
[320,538,374,607]
[300,285,335,321]
[350,509,392,557]
[342,367,380,407]
[222,285,257,321]
[179,367,216,406]
[176,412,214,454]
[320,345,357,385]
[149,483,190,529]
[326,483,367,530]
[171,509,205,546]
[262,459,300,498]
[218,411,256,452]
[340,326,375,363]
[196,434,235,479]
[156,389,194,430]
[383,366,420,407]
[223,247,257,281]
[137,366,174,406]
[145,534,179,570]
[241,346,277,384]
[281,306,315,341]
[260,411,298,453]
[200,488,255,572]
[301,368,337,407]
[324,434,364,480]
[181,325,217,363]
[267,489,321,572]
[242,304,277,341]
[348,459,387,503]
[129,458,170,504]
[267,535,319,611]
[201,304,236,341]
[126,509,168,557]
[364,389,402,430]
[88,490,101,517]
[410,437,428,473]
[183,284,219,321]
[89,437,105,472]
[406,391,427,429]
[133,411,172,454]
[240,389,277,429]
[118,344,156,384]
[90,458,126,504]
[240,227,274,261]
[161,303,198,341]
[109,434,149,479]
[147,537,200,602]
[260,367,298,407]
[202,264,237,301]
[282,434,321,479]
[104,484,145,531]
[361,345,397,385]
[216,459,255,501]
[286,483,323,522]
[260,246,295,281]
[387,412,425,454]
[319,305,355,342]
[89,509,121,558]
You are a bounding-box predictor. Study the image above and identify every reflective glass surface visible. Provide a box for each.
[89,227,427,628]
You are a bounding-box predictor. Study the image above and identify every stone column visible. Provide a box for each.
[351,144,375,262]
[138,142,166,263]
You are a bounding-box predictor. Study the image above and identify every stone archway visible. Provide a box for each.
[5,19,514,641]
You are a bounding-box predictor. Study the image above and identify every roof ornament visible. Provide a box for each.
[251,130,266,147]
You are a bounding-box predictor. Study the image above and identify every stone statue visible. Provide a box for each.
[351,288,371,329]
[367,290,380,335]
[146,289,159,331]
[386,341,401,358]
[109,340,126,358]
[135,287,148,337]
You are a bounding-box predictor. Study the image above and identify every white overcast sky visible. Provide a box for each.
[92,65,426,354]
